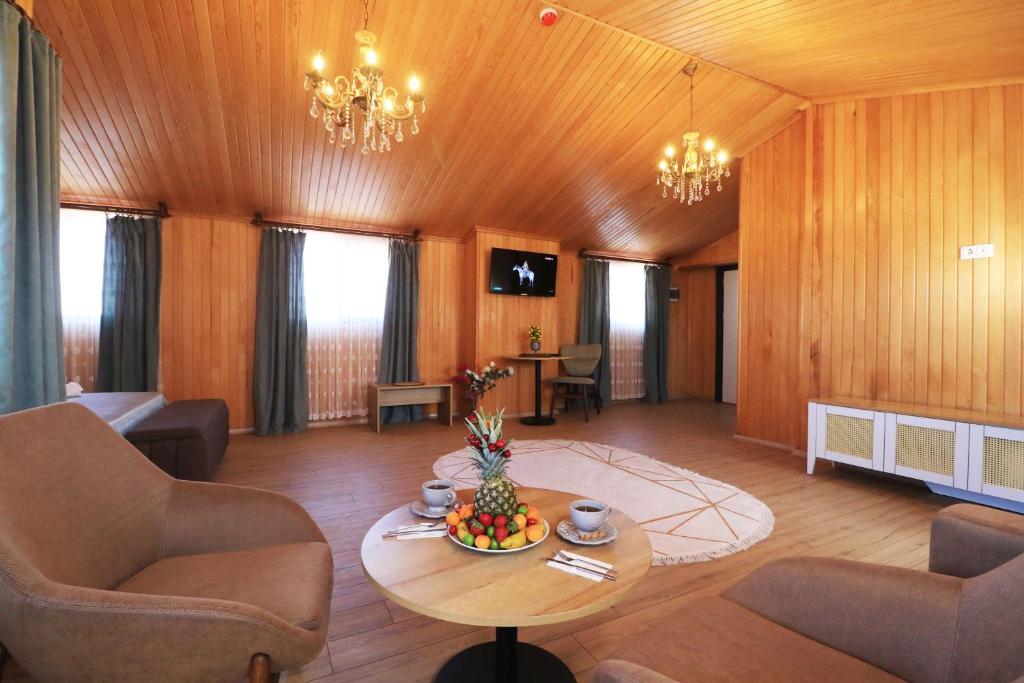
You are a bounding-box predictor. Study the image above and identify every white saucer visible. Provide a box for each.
[410,500,455,519]
[556,518,618,545]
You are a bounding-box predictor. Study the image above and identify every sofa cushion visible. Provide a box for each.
[605,596,898,682]
[116,542,332,631]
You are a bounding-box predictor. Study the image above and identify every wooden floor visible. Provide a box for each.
[6,399,953,682]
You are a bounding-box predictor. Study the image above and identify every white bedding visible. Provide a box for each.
[67,392,167,433]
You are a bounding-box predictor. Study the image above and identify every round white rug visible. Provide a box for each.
[433,439,774,566]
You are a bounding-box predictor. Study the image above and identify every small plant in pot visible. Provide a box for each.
[528,325,542,352]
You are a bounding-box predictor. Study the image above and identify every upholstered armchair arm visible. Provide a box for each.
[928,503,1024,578]
[161,481,326,558]
[723,556,962,682]
[592,660,680,683]
[12,581,322,682]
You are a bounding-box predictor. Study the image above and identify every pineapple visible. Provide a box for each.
[464,408,518,518]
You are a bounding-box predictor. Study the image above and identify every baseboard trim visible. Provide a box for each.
[732,433,802,456]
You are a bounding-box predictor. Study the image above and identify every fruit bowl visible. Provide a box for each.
[448,520,550,554]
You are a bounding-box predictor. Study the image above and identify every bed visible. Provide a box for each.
[67,392,168,434]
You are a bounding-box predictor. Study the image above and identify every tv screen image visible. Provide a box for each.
[489,247,558,297]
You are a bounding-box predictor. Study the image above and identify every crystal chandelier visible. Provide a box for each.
[656,61,730,205]
[304,0,425,155]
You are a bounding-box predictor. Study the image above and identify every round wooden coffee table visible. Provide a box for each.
[361,487,651,683]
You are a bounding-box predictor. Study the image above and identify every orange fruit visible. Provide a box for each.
[459,504,475,520]
[526,506,541,520]
[525,524,545,543]
[474,534,492,549]
[445,511,461,526]
[512,513,527,529]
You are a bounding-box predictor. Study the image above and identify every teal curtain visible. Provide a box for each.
[253,229,308,435]
[0,4,64,414]
[578,259,611,404]
[643,264,671,403]
[97,215,162,391]
[378,239,420,424]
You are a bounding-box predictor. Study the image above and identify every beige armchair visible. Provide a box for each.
[0,403,333,682]
[594,504,1024,683]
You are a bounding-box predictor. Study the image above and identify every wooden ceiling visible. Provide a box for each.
[558,0,1024,100]
[37,1,1022,257]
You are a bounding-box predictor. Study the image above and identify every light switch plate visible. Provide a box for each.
[960,243,994,260]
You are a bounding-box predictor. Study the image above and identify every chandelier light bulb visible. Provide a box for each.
[408,73,421,93]
[658,160,668,171]
[717,150,729,164]
[704,138,715,151]
[312,52,325,73]
[383,97,395,113]
[664,145,675,158]
[364,48,378,66]
[322,83,335,97]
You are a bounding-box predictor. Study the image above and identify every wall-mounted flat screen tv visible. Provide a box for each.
[488,247,558,297]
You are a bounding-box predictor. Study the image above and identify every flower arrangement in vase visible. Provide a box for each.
[452,361,515,410]
[528,325,542,352]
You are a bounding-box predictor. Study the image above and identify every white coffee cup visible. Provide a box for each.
[570,499,612,532]
[422,479,456,510]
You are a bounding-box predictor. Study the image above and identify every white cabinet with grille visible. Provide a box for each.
[808,399,1024,513]
[967,425,1024,504]
[807,402,884,474]
[883,414,969,488]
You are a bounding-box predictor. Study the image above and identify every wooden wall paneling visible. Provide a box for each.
[675,231,738,268]
[556,250,581,351]
[468,229,561,416]
[417,238,463,415]
[739,84,1024,450]
[668,268,716,399]
[159,216,258,430]
[736,115,806,448]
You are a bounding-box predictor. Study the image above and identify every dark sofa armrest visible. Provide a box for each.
[160,481,326,557]
[929,503,1024,578]
[723,556,962,683]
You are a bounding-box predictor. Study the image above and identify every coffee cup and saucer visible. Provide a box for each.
[410,479,458,519]
[556,499,618,545]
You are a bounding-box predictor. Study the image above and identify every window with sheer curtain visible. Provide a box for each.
[304,231,390,421]
[59,209,107,391]
[608,260,647,400]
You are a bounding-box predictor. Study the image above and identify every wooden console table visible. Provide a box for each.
[368,383,453,433]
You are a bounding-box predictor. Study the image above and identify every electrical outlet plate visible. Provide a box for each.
[960,243,994,260]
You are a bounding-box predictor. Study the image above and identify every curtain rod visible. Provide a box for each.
[578,249,671,267]
[252,213,421,242]
[60,201,170,218]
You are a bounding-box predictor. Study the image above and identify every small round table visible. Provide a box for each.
[505,355,571,426]
[361,487,651,683]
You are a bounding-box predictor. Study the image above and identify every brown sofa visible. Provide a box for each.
[125,398,229,481]
[594,504,1024,683]
[0,403,333,682]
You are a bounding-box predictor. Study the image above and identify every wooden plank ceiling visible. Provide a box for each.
[36,0,804,258]
[558,0,1024,101]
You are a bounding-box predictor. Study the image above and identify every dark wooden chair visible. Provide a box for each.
[549,344,602,422]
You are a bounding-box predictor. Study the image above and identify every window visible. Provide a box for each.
[303,231,390,420]
[59,209,107,391]
[608,260,646,400]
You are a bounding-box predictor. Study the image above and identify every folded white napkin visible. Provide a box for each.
[547,550,614,582]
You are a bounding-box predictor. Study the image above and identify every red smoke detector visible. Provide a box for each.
[539,7,558,26]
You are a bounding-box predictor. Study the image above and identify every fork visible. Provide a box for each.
[544,556,617,581]
[556,550,619,575]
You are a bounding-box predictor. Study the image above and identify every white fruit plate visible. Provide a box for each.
[448,520,550,554]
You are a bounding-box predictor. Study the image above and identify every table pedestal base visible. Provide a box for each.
[435,627,574,683]
[520,415,557,426]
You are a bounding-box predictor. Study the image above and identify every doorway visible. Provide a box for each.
[716,265,739,404]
